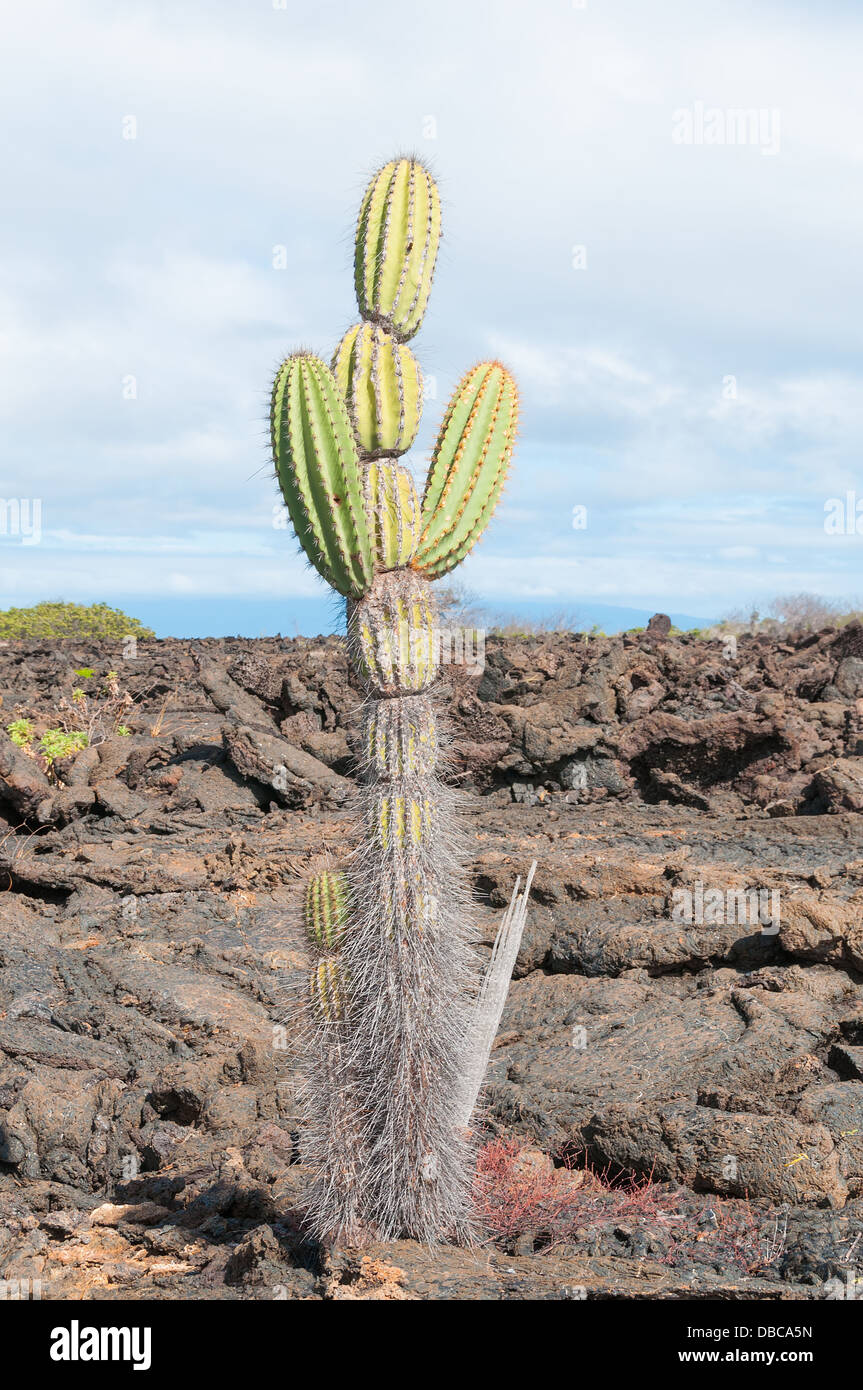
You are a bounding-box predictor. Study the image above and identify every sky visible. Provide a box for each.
[1,0,861,636]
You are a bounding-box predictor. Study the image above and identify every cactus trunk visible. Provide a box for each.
[344,586,476,1239]
[302,577,476,1244]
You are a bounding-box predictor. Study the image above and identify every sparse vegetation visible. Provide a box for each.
[0,602,154,641]
[435,580,483,627]
[39,728,88,768]
[475,1138,787,1272]
[716,593,862,639]
[474,1138,589,1245]
[53,665,134,748]
[6,717,34,749]
[488,608,582,638]
[5,662,136,784]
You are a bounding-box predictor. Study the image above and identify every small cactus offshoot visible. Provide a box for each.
[305,870,350,951]
[309,956,347,1023]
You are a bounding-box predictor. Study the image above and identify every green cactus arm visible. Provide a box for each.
[414,362,518,578]
[354,158,441,341]
[271,354,374,599]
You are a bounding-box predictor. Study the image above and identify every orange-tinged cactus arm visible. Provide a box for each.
[414,362,519,578]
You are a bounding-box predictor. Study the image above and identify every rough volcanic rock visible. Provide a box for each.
[813,758,863,813]
[0,732,52,819]
[222,721,350,809]
[586,1104,847,1206]
[0,631,862,1299]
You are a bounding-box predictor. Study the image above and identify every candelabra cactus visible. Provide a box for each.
[272,157,527,1244]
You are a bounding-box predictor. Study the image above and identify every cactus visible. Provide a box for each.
[309,955,347,1022]
[273,156,527,1245]
[349,569,438,695]
[365,698,437,780]
[299,885,364,1238]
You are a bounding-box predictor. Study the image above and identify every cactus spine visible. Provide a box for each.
[273,156,520,1244]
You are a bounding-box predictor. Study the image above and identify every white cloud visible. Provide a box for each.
[3,0,862,621]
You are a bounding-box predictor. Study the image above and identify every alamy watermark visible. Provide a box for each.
[824,491,863,536]
[364,626,486,675]
[0,1278,42,1300]
[672,881,780,934]
[0,498,42,544]
[824,1270,863,1300]
[672,102,781,156]
[50,1322,151,1371]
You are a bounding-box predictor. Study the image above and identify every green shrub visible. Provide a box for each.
[39,728,88,765]
[6,718,33,749]
[0,602,154,641]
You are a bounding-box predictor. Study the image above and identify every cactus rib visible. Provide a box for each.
[366,460,421,570]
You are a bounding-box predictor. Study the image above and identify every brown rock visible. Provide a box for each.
[646,613,672,636]
[222,721,350,808]
[94,779,150,821]
[586,1104,847,1207]
[0,733,51,818]
[813,758,863,812]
